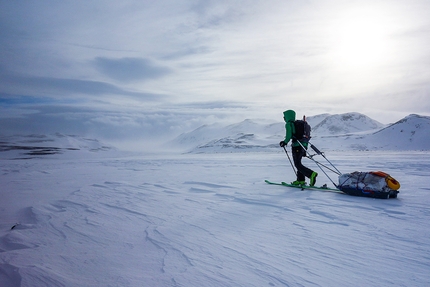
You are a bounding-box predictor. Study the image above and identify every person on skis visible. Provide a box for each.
[279,110,318,186]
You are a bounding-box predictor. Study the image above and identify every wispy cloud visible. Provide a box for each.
[1,74,167,100]
[93,57,172,82]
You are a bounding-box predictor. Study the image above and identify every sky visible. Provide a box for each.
[1,0,429,147]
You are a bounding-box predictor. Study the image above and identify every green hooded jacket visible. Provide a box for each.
[282,110,308,148]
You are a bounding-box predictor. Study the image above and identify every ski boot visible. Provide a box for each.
[291,180,306,186]
[310,172,318,186]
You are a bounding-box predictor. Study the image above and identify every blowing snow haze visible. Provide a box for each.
[1,1,430,149]
[1,112,429,158]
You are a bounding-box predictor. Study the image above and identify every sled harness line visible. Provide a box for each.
[307,143,342,175]
[305,157,340,175]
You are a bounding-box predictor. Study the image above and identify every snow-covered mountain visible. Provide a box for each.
[170,119,284,152]
[2,113,429,156]
[303,113,330,130]
[171,113,430,153]
[312,112,384,135]
[350,114,430,151]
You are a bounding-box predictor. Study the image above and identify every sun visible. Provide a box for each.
[328,7,393,70]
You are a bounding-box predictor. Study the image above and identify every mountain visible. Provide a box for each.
[299,114,430,151]
[170,119,284,153]
[312,112,384,136]
[361,114,430,150]
[304,113,330,129]
[5,113,426,156]
[170,113,430,153]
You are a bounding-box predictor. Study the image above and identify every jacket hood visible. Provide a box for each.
[283,110,296,122]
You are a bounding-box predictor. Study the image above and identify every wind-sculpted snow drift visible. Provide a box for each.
[1,150,429,286]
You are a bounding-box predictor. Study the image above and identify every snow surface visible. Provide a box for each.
[1,113,430,286]
[1,141,430,286]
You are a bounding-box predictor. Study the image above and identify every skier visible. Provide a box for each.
[279,110,318,186]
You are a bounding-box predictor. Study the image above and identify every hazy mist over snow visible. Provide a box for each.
[1,111,429,153]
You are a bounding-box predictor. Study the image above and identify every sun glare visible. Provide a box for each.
[328,8,393,70]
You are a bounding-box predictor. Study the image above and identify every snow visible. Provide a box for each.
[311,112,384,135]
[1,113,430,286]
[175,113,430,153]
[173,113,430,153]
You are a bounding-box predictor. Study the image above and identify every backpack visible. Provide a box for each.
[293,120,311,141]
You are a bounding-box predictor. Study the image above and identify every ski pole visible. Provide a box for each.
[282,145,297,176]
[309,143,342,175]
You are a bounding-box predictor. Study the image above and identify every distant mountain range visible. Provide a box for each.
[171,113,430,153]
[1,113,429,157]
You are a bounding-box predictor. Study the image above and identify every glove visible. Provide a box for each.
[279,141,286,147]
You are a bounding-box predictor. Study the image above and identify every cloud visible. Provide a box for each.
[1,74,167,100]
[93,57,172,82]
[1,0,430,138]
[0,100,260,141]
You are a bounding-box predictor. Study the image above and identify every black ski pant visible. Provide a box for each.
[292,146,313,181]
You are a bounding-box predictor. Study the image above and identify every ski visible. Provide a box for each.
[265,180,344,194]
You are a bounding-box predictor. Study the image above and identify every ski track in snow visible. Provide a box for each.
[1,151,430,286]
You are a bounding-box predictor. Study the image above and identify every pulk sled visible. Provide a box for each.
[281,142,400,199]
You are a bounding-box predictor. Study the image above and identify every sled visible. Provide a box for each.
[338,171,400,199]
[282,141,400,199]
